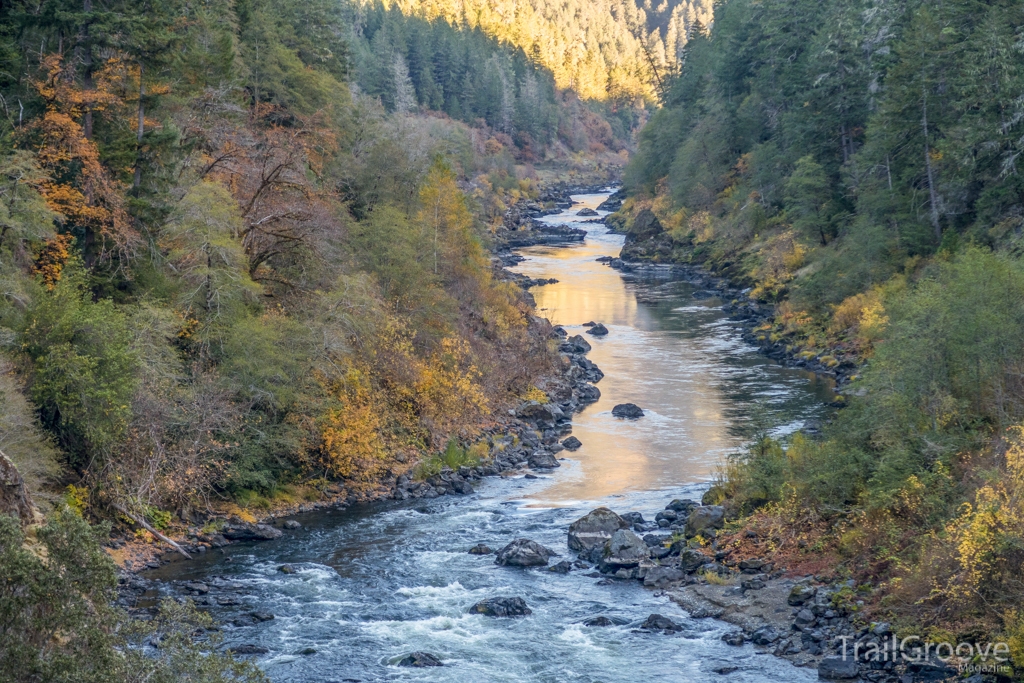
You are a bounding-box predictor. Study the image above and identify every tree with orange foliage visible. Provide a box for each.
[24,55,138,266]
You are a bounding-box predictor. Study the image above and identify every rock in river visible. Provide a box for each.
[577,207,599,217]
[470,597,532,617]
[586,323,608,336]
[640,614,682,633]
[398,652,443,667]
[561,436,582,451]
[611,403,644,419]
[567,507,629,552]
[603,529,649,567]
[468,543,492,555]
[495,538,557,567]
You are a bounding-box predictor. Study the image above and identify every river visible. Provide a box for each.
[148,190,835,682]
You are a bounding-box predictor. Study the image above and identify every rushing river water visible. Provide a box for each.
[150,191,835,682]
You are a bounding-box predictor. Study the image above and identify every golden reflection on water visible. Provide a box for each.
[513,193,830,508]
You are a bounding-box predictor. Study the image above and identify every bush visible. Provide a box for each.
[0,508,266,683]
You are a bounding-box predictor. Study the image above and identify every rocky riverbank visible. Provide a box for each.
[116,184,609,581]
[471,498,971,683]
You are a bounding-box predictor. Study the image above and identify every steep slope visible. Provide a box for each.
[617,0,1024,647]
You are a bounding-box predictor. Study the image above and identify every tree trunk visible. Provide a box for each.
[81,0,94,140]
[0,448,37,526]
[922,83,941,243]
[133,62,144,191]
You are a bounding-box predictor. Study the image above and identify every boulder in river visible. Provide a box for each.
[398,652,443,667]
[640,614,682,633]
[684,505,725,536]
[282,520,301,530]
[585,323,609,336]
[567,507,629,552]
[468,543,492,555]
[576,207,599,217]
[547,560,572,574]
[583,616,614,627]
[611,403,644,419]
[561,436,582,451]
[603,529,649,567]
[470,597,532,617]
[721,631,745,646]
[495,538,557,567]
[229,644,269,655]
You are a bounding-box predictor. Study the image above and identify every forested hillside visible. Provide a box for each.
[345,2,633,154]
[0,0,623,532]
[367,0,714,101]
[619,0,1024,649]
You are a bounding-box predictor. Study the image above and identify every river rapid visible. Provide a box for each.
[149,190,835,682]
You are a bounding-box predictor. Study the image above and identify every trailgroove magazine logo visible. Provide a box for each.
[837,635,1012,674]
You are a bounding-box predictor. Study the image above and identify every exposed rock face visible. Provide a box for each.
[470,597,532,617]
[611,403,644,419]
[398,652,443,667]
[494,539,557,567]
[0,449,36,525]
[685,505,725,536]
[567,507,629,552]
